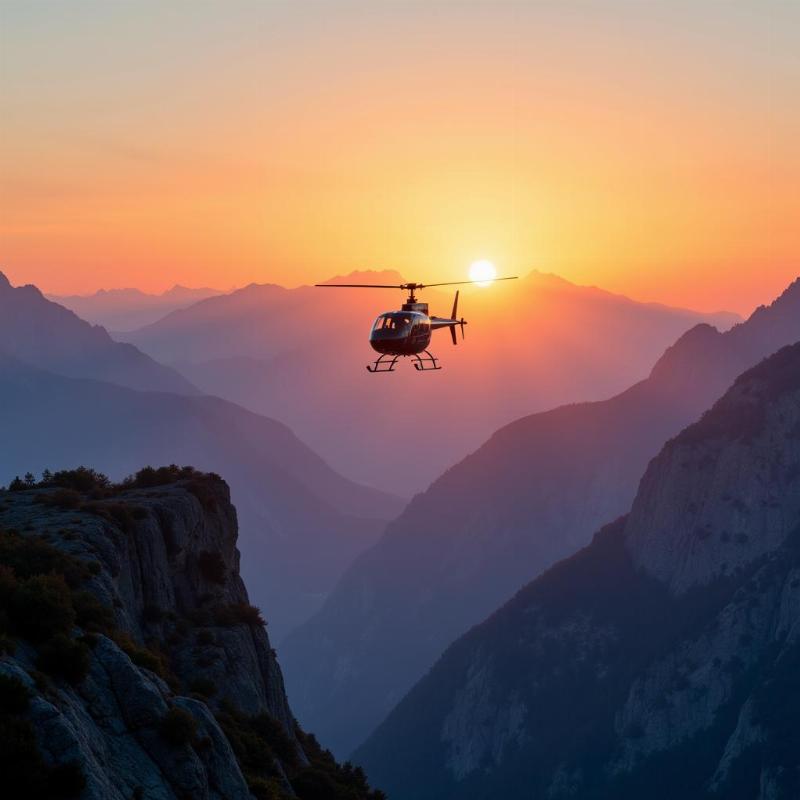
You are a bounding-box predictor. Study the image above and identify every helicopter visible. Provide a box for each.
[315,277,517,372]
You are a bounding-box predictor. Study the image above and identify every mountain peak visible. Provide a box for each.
[524,269,575,288]
[319,268,406,285]
[0,275,197,394]
[752,274,800,317]
[0,270,10,290]
[647,322,723,380]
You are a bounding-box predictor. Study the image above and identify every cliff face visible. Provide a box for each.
[0,474,289,799]
[0,471,382,800]
[355,343,800,800]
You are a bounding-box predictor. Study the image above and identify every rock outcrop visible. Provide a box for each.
[0,470,383,800]
[354,343,800,800]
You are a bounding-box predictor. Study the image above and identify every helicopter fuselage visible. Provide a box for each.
[369,309,432,355]
[369,299,466,357]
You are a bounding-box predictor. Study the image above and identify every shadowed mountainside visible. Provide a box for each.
[280,277,799,756]
[355,342,800,800]
[121,269,740,494]
[0,271,196,395]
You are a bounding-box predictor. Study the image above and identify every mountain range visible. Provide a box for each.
[355,341,800,799]
[0,272,196,395]
[48,284,225,331]
[280,277,800,755]
[0,272,402,637]
[120,270,740,495]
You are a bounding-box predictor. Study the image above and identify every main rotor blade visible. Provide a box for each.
[420,277,519,288]
[314,284,404,289]
[315,276,519,289]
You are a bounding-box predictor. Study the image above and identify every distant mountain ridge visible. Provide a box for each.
[279,276,799,756]
[0,270,197,394]
[318,268,407,286]
[356,341,800,799]
[48,283,225,331]
[121,268,742,494]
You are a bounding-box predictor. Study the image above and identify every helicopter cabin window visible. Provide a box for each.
[373,314,411,333]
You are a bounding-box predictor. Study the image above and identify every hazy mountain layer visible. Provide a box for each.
[48,284,225,331]
[356,342,800,800]
[0,271,196,395]
[0,353,402,638]
[280,277,799,755]
[121,269,740,494]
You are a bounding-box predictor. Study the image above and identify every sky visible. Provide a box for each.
[0,0,797,314]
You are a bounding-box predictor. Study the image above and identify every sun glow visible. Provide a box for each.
[469,260,497,286]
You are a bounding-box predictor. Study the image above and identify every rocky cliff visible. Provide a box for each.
[355,343,800,799]
[0,468,383,800]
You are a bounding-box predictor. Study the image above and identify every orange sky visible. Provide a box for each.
[1,1,797,315]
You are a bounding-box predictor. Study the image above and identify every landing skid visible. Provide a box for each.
[366,350,442,373]
[413,350,442,371]
[366,353,400,373]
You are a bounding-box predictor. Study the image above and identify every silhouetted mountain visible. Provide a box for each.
[121,269,740,494]
[0,271,196,394]
[355,342,800,800]
[280,277,799,755]
[48,284,225,331]
[0,352,402,638]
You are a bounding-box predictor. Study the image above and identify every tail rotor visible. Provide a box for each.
[450,291,459,345]
[448,290,467,345]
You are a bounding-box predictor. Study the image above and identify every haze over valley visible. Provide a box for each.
[119,269,740,495]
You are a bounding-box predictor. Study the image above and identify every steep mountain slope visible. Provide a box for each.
[48,284,225,331]
[356,342,800,800]
[0,470,383,800]
[0,271,196,394]
[281,277,800,755]
[0,354,402,638]
[121,269,739,494]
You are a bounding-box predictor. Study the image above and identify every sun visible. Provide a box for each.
[469,259,497,286]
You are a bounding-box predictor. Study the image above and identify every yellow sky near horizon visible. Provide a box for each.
[0,1,797,315]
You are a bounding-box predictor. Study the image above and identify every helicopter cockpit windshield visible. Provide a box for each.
[372,313,412,336]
